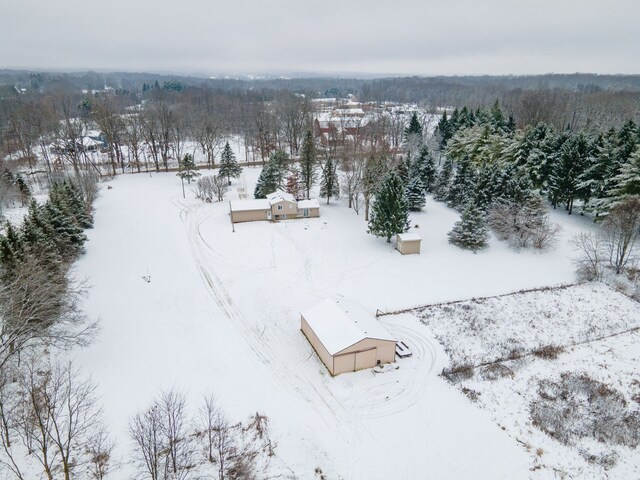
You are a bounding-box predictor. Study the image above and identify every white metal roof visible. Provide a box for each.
[301,299,395,355]
[298,199,319,209]
[397,233,422,242]
[266,190,296,203]
[229,199,270,212]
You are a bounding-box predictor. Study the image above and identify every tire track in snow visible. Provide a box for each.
[176,199,353,429]
[340,319,439,420]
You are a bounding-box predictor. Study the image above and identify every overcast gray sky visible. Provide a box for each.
[2,0,639,76]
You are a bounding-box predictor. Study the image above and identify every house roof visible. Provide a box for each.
[229,199,270,212]
[301,299,395,355]
[397,233,421,242]
[266,191,296,203]
[298,199,319,209]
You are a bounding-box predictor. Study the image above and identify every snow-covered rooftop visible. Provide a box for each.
[397,233,421,242]
[229,199,270,212]
[266,190,296,203]
[298,199,319,209]
[301,299,395,355]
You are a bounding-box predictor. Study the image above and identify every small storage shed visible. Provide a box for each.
[300,300,396,376]
[396,233,421,255]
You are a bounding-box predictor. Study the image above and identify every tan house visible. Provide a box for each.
[396,233,421,255]
[300,299,396,376]
[230,191,320,223]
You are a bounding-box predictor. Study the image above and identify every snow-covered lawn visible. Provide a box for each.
[71,167,618,479]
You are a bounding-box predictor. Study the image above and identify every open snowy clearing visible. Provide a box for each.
[71,167,610,479]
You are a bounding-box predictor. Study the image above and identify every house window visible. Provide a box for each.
[277,205,283,211]
[303,208,309,217]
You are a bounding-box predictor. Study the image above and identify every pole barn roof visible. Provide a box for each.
[301,299,395,355]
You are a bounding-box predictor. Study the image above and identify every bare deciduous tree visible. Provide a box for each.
[0,359,110,480]
[572,232,606,281]
[129,390,194,480]
[0,253,96,371]
[602,196,640,274]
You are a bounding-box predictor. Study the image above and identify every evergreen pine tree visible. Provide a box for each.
[218,142,242,185]
[547,133,590,214]
[0,221,23,277]
[406,176,426,211]
[436,111,452,150]
[396,155,410,185]
[404,112,423,138]
[176,153,200,184]
[268,150,290,189]
[404,112,423,152]
[14,174,30,206]
[254,161,279,198]
[62,181,93,229]
[448,203,489,252]
[42,201,87,260]
[319,157,340,204]
[415,146,436,192]
[473,163,502,211]
[21,200,61,269]
[433,158,454,201]
[447,157,477,210]
[610,147,640,200]
[299,131,317,199]
[368,170,410,243]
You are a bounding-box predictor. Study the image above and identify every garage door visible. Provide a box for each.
[355,348,377,370]
[334,348,378,374]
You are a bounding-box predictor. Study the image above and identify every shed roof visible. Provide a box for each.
[397,233,421,242]
[301,299,395,355]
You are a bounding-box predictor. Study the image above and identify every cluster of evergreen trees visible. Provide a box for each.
[0,180,93,281]
[436,102,640,218]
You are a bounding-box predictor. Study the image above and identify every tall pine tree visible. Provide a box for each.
[299,131,317,200]
[319,157,340,204]
[448,203,489,252]
[368,170,410,243]
[218,142,242,185]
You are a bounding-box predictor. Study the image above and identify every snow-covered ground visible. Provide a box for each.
[389,284,640,478]
[70,167,624,479]
[412,283,640,370]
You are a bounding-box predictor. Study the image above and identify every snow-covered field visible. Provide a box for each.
[389,285,640,478]
[413,283,640,370]
[70,167,636,479]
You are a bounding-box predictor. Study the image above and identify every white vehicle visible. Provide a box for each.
[395,341,412,358]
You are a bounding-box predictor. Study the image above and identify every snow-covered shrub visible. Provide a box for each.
[488,197,559,250]
[530,373,640,451]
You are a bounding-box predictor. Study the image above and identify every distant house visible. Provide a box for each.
[229,190,320,223]
[396,233,421,255]
[300,299,396,376]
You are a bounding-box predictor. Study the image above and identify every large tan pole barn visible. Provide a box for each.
[300,300,396,376]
